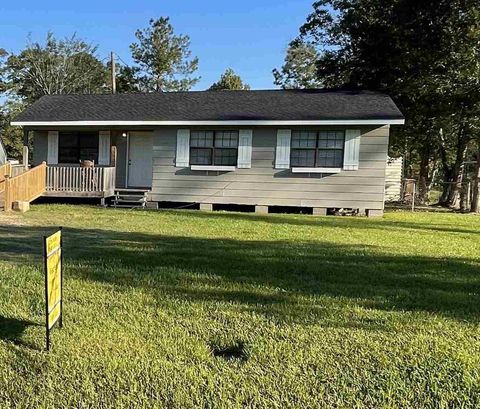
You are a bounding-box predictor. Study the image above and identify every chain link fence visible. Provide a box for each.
[397,179,474,212]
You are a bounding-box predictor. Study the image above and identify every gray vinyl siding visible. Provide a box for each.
[32,125,390,209]
[150,126,389,210]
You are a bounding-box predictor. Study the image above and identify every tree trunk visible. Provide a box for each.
[439,175,452,205]
[416,151,430,204]
[446,160,465,208]
[471,152,480,213]
[438,124,470,208]
[438,152,454,206]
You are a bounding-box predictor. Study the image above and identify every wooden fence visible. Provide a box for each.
[46,166,116,197]
[4,162,47,211]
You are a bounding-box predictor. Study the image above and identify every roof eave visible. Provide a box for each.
[11,119,405,127]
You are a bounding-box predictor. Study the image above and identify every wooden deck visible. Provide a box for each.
[0,163,116,210]
[45,166,116,198]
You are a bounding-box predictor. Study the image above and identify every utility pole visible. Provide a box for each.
[111,52,116,94]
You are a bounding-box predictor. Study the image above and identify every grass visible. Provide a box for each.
[1,205,480,408]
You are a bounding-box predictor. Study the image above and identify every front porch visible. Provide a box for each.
[9,127,153,208]
[23,128,154,202]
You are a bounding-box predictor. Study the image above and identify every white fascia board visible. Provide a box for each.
[191,165,236,172]
[291,167,342,174]
[11,119,405,127]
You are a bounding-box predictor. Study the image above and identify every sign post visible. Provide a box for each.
[43,228,63,351]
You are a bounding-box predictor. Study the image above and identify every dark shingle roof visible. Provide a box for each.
[14,89,404,123]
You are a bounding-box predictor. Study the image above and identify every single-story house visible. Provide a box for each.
[12,89,404,216]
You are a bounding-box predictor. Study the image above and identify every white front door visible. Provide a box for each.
[128,132,153,188]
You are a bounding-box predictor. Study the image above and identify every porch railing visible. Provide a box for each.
[4,162,47,211]
[46,166,116,196]
[0,163,11,190]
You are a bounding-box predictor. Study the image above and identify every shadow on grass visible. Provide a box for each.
[0,223,479,324]
[0,316,40,348]
[167,210,480,236]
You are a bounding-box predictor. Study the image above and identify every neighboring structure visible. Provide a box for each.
[0,137,6,165]
[385,157,403,202]
[12,89,404,216]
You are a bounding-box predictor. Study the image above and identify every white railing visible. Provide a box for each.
[46,166,116,195]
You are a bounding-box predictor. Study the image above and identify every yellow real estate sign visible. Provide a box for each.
[44,229,63,350]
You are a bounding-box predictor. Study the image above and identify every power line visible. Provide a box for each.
[116,53,131,68]
[101,52,131,67]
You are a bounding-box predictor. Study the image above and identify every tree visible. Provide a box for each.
[0,33,109,160]
[2,33,108,103]
[0,48,7,93]
[130,17,199,92]
[0,100,25,159]
[106,60,141,93]
[208,68,250,91]
[274,0,480,207]
[116,65,142,93]
[273,41,322,89]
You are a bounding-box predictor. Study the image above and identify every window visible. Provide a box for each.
[58,131,99,164]
[290,130,344,168]
[190,131,238,166]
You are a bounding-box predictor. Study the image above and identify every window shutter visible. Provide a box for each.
[275,129,291,169]
[237,129,253,169]
[343,129,361,171]
[176,129,190,167]
[98,131,111,165]
[47,131,59,165]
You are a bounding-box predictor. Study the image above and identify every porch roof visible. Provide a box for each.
[12,89,404,127]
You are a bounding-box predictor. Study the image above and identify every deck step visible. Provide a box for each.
[113,204,146,208]
[112,189,149,209]
[115,196,146,201]
[115,189,149,193]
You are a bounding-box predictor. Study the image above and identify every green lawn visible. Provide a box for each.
[1,205,480,408]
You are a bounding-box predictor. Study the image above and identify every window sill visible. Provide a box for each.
[291,167,342,174]
[190,165,236,172]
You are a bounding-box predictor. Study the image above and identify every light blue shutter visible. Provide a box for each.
[237,129,253,168]
[275,129,291,169]
[343,129,361,170]
[47,131,59,164]
[176,129,190,167]
[98,131,111,165]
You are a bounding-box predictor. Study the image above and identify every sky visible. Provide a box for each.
[0,0,315,91]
